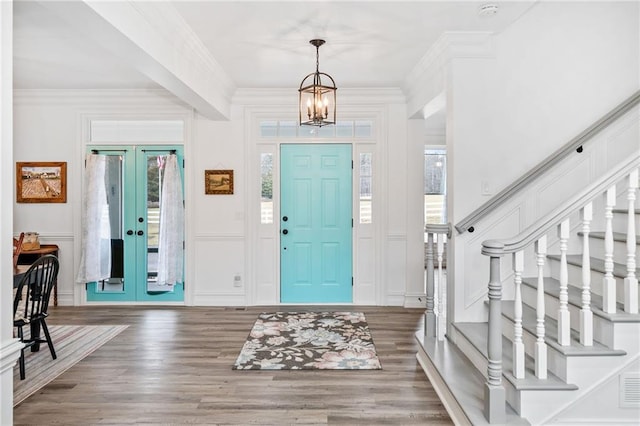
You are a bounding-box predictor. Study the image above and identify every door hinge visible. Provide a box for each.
[352,218,354,227]
[352,277,354,287]
[183,159,185,168]
[351,160,354,169]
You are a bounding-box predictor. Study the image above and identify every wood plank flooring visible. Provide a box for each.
[13,306,452,425]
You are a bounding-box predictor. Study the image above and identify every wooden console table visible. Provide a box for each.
[18,244,59,306]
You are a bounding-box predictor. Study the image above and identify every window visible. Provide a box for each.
[260,153,274,224]
[90,120,184,142]
[259,120,373,139]
[424,148,446,224]
[359,153,373,224]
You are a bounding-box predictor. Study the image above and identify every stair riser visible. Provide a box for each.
[612,213,640,235]
[587,238,638,265]
[548,258,629,305]
[449,326,488,381]
[521,284,616,347]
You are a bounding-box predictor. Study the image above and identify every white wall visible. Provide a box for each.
[446,1,640,321]
[12,88,414,307]
[190,106,246,305]
[451,1,640,223]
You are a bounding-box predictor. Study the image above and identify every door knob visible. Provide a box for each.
[282,229,288,235]
[137,230,144,236]
[126,230,134,236]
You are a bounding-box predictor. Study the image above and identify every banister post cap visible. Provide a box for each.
[481,240,505,256]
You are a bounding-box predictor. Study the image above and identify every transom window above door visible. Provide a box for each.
[259,120,373,138]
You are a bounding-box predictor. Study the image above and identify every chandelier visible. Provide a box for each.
[299,39,337,127]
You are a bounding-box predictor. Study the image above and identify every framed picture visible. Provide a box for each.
[16,162,67,203]
[205,169,234,195]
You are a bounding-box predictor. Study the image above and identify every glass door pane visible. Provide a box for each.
[86,147,137,301]
[145,153,163,291]
[135,147,184,302]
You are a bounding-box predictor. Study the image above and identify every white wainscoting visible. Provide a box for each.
[192,234,246,306]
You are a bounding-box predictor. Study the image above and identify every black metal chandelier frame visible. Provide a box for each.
[298,39,337,127]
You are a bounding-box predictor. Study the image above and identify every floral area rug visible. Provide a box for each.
[233,311,382,370]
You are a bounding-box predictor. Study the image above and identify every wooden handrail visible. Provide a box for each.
[456,90,640,235]
[425,223,452,239]
[482,154,640,256]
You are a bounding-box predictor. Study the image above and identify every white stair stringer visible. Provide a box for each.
[540,353,640,425]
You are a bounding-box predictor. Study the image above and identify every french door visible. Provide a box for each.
[280,144,353,303]
[86,145,184,302]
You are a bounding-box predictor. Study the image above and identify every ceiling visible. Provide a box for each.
[13,1,536,92]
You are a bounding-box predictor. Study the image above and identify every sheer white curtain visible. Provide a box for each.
[76,154,111,283]
[155,154,184,289]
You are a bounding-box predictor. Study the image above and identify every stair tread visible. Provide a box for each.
[521,276,640,323]
[546,254,637,278]
[500,301,626,356]
[453,322,578,391]
[612,208,640,214]
[578,231,640,243]
[416,334,530,425]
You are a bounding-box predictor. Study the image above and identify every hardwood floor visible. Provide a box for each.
[13,306,452,425]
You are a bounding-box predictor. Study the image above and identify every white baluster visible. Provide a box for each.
[535,236,548,379]
[580,202,593,346]
[603,186,617,313]
[425,232,436,337]
[436,233,446,340]
[624,169,638,314]
[558,219,571,346]
[512,250,525,379]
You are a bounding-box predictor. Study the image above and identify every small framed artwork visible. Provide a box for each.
[16,162,67,203]
[205,169,234,195]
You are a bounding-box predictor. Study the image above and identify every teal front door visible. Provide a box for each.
[86,145,184,302]
[280,144,352,303]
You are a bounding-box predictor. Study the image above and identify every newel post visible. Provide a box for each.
[481,240,506,424]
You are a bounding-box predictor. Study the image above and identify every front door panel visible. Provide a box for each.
[280,144,352,303]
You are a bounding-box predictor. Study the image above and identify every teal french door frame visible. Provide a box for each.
[86,145,184,302]
[280,143,353,303]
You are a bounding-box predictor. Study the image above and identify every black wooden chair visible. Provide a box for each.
[13,255,59,380]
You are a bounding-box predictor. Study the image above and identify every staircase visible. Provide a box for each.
[418,164,640,425]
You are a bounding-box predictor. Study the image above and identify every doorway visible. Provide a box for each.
[86,145,184,302]
[280,144,353,303]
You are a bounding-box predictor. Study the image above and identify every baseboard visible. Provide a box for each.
[404,293,427,308]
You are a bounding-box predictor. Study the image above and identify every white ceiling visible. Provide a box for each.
[13,1,535,92]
